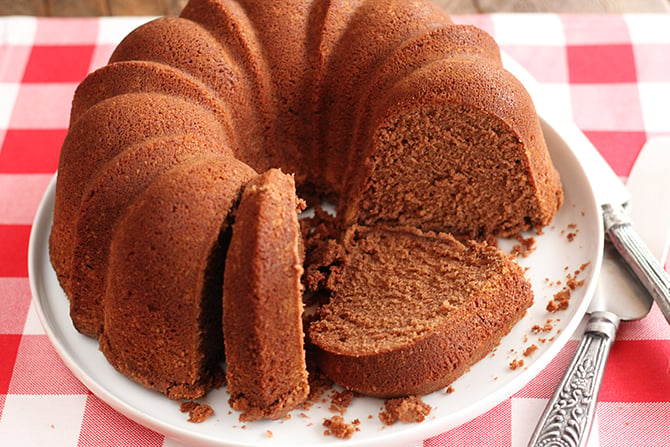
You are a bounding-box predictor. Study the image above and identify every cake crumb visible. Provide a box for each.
[546,262,589,311]
[566,275,585,291]
[180,401,214,423]
[509,358,525,370]
[303,369,333,410]
[532,323,553,334]
[547,288,571,312]
[266,430,273,438]
[329,389,355,414]
[523,344,539,357]
[510,233,536,258]
[323,415,356,439]
[379,396,431,425]
[446,385,455,394]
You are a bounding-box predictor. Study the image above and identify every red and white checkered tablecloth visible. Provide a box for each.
[1,13,670,447]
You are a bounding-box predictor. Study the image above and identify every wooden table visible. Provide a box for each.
[1,0,669,16]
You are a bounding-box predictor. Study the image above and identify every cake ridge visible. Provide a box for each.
[180,0,281,171]
[100,155,256,400]
[109,16,273,173]
[233,0,313,182]
[304,0,364,189]
[68,60,237,147]
[69,134,231,337]
[316,0,453,194]
[49,92,228,295]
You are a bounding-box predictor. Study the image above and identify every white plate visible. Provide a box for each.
[29,77,603,447]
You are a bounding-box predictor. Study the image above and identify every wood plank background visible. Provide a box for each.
[1,0,668,16]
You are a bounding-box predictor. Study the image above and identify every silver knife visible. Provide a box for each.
[528,137,670,447]
[502,54,670,326]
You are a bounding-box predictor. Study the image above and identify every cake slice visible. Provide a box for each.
[308,225,533,397]
[223,169,309,421]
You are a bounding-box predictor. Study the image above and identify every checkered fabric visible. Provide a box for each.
[1,13,670,447]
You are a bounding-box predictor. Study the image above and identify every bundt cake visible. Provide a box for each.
[223,169,309,421]
[308,225,533,397]
[48,0,563,418]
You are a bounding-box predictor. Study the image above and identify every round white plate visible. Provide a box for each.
[29,76,603,447]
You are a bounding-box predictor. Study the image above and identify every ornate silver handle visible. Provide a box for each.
[604,203,670,325]
[528,311,619,447]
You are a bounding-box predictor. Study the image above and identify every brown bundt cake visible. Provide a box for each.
[223,169,309,420]
[308,226,533,397]
[48,0,563,412]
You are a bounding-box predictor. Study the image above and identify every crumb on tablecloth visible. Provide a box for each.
[180,401,214,423]
[379,396,431,425]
